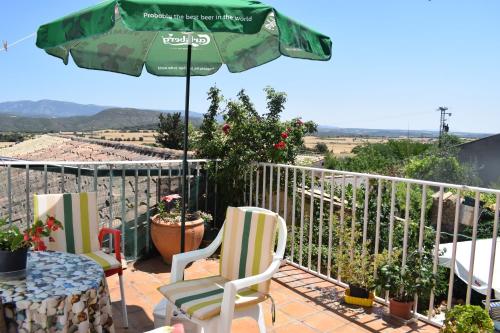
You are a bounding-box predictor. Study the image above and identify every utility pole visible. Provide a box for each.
[437,106,451,147]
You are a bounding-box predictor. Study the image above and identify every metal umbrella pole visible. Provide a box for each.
[180,35,193,254]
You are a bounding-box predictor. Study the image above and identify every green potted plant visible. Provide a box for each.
[441,305,494,333]
[151,194,209,264]
[334,226,375,306]
[375,248,436,320]
[0,217,62,278]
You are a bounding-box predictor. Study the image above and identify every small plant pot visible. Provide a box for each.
[389,298,414,320]
[0,247,28,280]
[348,284,370,298]
[344,289,374,307]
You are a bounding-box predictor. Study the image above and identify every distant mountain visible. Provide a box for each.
[0,100,109,118]
[0,108,202,132]
[0,99,196,119]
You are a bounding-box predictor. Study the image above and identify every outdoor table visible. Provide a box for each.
[0,251,114,332]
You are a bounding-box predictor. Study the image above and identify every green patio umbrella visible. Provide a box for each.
[36,0,332,254]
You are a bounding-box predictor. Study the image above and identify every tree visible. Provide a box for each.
[155,112,183,150]
[315,142,328,153]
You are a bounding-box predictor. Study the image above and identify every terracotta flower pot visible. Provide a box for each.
[151,214,204,264]
[389,298,414,320]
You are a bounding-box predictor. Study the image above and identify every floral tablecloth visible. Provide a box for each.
[0,251,114,333]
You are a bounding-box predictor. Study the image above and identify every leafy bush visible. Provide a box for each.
[195,86,317,218]
[315,142,329,153]
[155,112,184,149]
[441,305,494,333]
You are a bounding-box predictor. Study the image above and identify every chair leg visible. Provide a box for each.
[256,304,266,333]
[165,301,174,325]
[118,273,129,328]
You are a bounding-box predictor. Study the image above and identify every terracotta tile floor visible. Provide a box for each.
[107,256,439,333]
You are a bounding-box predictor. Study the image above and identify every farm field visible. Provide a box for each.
[303,136,435,156]
[64,130,158,146]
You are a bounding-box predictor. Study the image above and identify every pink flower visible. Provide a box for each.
[222,123,231,135]
[295,119,303,127]
[161,194,181,203]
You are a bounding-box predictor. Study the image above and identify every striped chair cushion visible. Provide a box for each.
[158,276,267,321]
[81,250,121,270]
[34,192,100,254]
[219,207,278,294]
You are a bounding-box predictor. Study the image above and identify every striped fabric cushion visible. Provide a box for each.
[219,207,278,294]
[158,276,267,321]
[33,192,100,254]
[82,250,121,270]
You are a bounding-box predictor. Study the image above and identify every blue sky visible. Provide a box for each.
[1,1,499,133]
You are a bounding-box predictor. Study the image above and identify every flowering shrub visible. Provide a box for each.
[0,216,62,252]
[195,86,317,214]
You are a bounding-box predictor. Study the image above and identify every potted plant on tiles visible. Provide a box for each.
[334,227,376,307]
[150,194,207,264]
[375,248,437,320]
[0,217,62,279]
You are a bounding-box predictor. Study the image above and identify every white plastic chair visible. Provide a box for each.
[156,206,287,333]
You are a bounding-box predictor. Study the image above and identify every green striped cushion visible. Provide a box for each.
[219,207,278,294]
[82,250,121,270]
[33,192,100,254]
[158,275,267,320]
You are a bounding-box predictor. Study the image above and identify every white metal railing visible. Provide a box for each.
[0,159,218,260]
[247,162,500,325]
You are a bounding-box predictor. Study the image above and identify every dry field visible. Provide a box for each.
[304,136,434,156]
[0,142,14,149]
[69,130,157,146]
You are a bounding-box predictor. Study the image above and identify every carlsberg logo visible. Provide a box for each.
[162,34,211,47]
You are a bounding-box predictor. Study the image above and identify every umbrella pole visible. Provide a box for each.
[181,42,192,254]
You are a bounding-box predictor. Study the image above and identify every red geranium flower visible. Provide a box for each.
[222,123,231,135]
[281,132,288,139]
[46,216,55,229]
[274,141,286,150]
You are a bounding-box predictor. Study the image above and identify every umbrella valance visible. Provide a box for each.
[36,0,332,77]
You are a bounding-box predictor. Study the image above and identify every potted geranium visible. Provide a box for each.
[150,194,208,264]
[375,248,437,320]
[441,305,494,333]
[0,217,62,278]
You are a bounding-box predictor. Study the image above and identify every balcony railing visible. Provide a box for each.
[245,162,500,325]
[0,159,218,260]
[1,159,499,327]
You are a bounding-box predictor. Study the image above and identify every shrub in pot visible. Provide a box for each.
[441,305,494,333]
[334,226,375,305]
[375,248,437,320]
[0,217,62,278]
[151,194,211,264]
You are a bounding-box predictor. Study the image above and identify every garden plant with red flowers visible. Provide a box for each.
[195,85,317,213]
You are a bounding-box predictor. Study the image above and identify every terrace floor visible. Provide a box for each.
[107,256,439,333]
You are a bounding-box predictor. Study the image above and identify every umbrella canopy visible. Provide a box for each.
[36,0,332,254]
[439,238,499,299]
[36,0,332,76]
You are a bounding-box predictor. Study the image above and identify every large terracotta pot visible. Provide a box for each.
[151,214,204,264]
[389,298,414,320]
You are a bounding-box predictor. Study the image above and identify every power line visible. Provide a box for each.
[0,32,36,52]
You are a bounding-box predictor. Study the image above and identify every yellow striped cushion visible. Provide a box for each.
[33,192,100,254]
[82,250,121,270]
[158,275,268,320]
[219,207,278,294]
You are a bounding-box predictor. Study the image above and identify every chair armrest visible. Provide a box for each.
[98,228,122,262]
[170,228,223,283]
[227,257,282,291]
